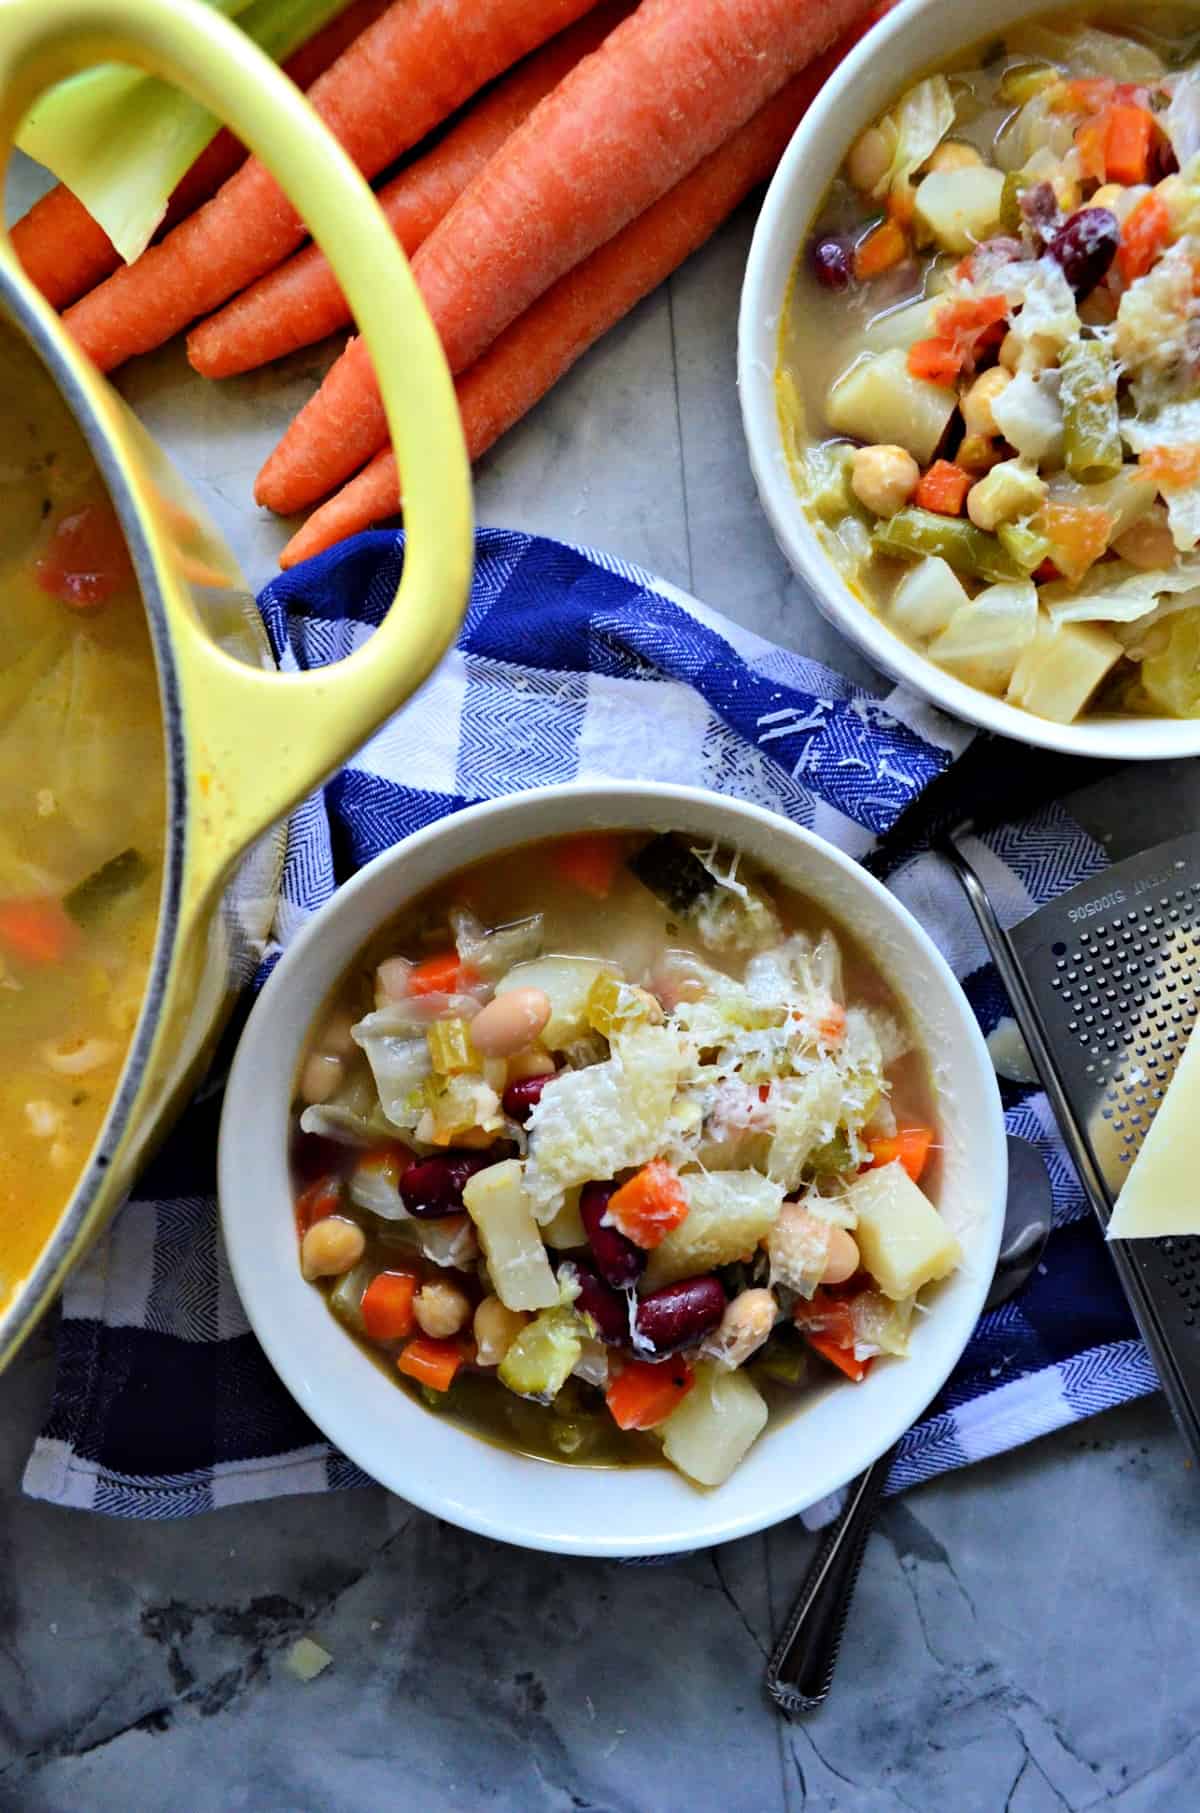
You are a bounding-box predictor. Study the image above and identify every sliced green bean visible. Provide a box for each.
[874,508,1024,582]
[1060,340,1124,485]
[997,520,1052,575]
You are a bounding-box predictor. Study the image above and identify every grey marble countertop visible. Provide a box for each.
[3,160,1198,1813]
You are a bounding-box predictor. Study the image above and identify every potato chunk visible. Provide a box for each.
[661,1361,768,1486]
[462,1159,558,1311]
[826,349,957,466]
[913,166,1005,253]
[845,1162,961,1300]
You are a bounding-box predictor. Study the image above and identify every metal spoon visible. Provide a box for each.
[765,1134,1053,1716]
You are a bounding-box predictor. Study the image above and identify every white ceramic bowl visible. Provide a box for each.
[220,783,1005,1556]
[738,0,1200,762]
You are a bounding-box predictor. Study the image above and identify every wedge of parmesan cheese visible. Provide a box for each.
[1108,1015,1200,1239]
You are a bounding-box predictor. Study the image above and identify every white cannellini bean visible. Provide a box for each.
[299,1052,344,1105]
[467,986,551,1059]
[823,1227,861,1286]
[300,1217,365,1281]
[710,1289,777,1369]
[507,1046,557,1083]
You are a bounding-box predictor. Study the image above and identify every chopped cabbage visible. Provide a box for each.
[351,1006,448,1127]
[690,847,782,955]
[1141,611,1200,717]
[888,556,969,639]
[1000,258,1079,360]
[348,1151,409,1220]
[299,1073,397,1147]
[523,1024,683,1219]
[1010,22,1163,81]
[1165,73,1200,168]
[871,75,956,201]
[850,1290,916,1361]
[642,1170,784,1290]
[928,582,1039,694]
[451,907,543,979]
[990,371,1064,463]
[496,955,618,1050]
[1040,557,1200,624]
[416,1073,503,1145]
[767,1068,846,1191]
[1116,244,1199,407]
[413,1214,479,1270]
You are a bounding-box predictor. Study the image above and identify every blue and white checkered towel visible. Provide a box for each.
[23,529,1158,1523]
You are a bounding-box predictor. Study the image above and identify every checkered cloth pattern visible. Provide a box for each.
[22,530,1156,1522]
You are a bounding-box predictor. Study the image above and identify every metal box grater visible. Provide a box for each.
[942,818,1200,1460]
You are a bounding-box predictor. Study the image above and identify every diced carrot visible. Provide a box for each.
[35,497,133,609]
[1118,192,1171,285]
[257,0,886,516]
[294,1176,342,1235]
[1104,103,1155,186]
[362,1271,419,1342]
[408,952,479,996]
[935,294,1008,347]
[0,896,80,966]
[606,1161,689,1249]
[806,1330,871,1382]
[885,180,916,228]
[1074,116,1110,186]
[605,1358,694,1430]
[1061,77,1116,115]
[867,1127,935,1183]
[853,217,908,281]
[1139,445,1200,490]
[397,1336,466,1392]
[915,461,972,517]
[907,337,963,385]
[817,1004,847,1044]
[551,833,622,899]
[1039,501,1112,583]
[793,1288,856,1349]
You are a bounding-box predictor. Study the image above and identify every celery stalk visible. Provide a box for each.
[17,0,353,263]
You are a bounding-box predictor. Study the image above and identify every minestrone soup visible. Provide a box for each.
[289,831,957,1489]
[781,6,1200,725]
[0,324,164,1307]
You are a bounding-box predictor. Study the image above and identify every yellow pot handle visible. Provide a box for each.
[0,0,474,898]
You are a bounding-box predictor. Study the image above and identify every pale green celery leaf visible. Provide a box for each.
[873,76,955,200]
[18,0,351,262]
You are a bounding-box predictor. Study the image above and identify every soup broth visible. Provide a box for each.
[290,832,955,1488]
[0,324,164,1306]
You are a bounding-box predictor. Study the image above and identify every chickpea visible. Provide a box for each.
[299,1051,344,1106]
[847,124,891,194]
[925,140,983,175]
[414,1278,472,1339]
[850,444,920,518]
[957,432,1002,474]
[468,986,552,1059]
[1090,182,1124,214]
[823,1227,861,1286]
[711,1288,777,1370]
[473,1294,528,1366]
[961,367,1012,440]
[300,1217,365,1281]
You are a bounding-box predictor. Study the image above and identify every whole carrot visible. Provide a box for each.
[256,0,874,515]
[9,0,392,312]
[63,0,598,372]
[188,4,634,380]
[278,20,882,568]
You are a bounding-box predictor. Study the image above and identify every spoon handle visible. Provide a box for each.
[764,1443,897,1715]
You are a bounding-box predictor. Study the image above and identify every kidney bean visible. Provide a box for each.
[581,1181,645,1288]
[1049,207,1119,299]
[401,1152,492,1219]
[808,234,853,291]
[635,1276,727,1357]
[568,1261,630,1345]
[502,1073,552,1123]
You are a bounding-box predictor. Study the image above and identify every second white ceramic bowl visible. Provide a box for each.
[220,782,1005,1556]
[738,0,1200,762]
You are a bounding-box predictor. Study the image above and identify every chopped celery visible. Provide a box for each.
[328,1259,376,1334]
[586,975,661,1038]
[801,443,859,523]
[498,1307,584,1402]
[426,1016,477,1076]
[1059,341,1123,486]
[999,170,1030,233]
[997,520,1052,575]
[17,0,355,262]
[751,1331,809,1387]
[874,509,1024,582]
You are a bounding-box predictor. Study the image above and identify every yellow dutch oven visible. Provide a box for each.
[0,0,473,1367]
